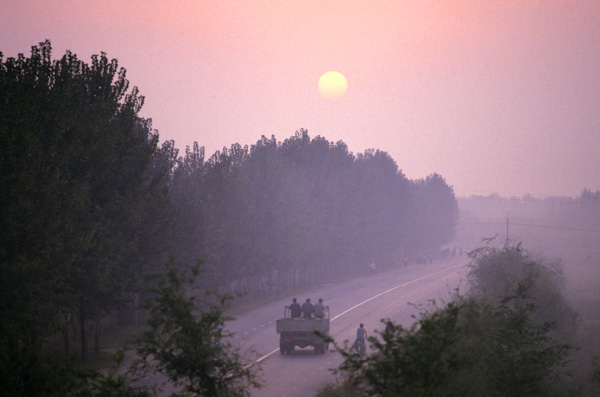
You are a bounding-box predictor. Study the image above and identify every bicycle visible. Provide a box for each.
[352,339,366,355]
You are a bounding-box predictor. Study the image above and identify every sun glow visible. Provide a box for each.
[318,71,347,100]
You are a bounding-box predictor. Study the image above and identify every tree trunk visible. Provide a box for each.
[134,293,140,327]
[276,270,281,291]
[94,317,100,355]
[64,328,69,357]
[268,267,272,293]
[80,306,87,362]
[72,318,78,341]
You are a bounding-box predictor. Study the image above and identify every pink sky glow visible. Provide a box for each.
[2,0,600,197]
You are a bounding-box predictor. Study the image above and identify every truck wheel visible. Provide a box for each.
[280,343,287,354]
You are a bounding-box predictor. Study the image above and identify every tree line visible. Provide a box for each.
[169,131,459,294]
[458,190,600,226]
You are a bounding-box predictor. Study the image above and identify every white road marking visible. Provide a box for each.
[330,265,460,322]
[245,348,280,368]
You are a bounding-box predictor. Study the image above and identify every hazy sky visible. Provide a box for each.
[2,1,599,197]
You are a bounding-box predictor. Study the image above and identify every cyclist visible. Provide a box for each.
[354,323,367,354]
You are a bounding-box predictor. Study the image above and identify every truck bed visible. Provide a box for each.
[276,318,330,333]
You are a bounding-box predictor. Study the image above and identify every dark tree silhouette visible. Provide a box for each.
[0,40,173,370]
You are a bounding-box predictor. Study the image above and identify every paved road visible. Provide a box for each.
[227,256,468,397]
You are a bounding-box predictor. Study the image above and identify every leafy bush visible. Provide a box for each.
[467,241,578,342]
[0,348,148,397]
[128,258,262,397]
[332,295,571,397]
[323,243,579,396]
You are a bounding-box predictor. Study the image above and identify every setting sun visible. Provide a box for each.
[318,71,347,100]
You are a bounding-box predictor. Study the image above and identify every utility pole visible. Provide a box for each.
[506,217,509,244]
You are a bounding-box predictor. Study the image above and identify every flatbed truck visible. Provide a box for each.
[275,306,330,354]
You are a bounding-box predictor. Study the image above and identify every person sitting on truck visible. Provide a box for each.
[289,298,302,318]
[314,298,325,319]
[302,298,314,318]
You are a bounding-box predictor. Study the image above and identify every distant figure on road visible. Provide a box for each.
[289,298,302,318]
[314,298,325,319]
[302,298,314,319]
[369,262,376,275]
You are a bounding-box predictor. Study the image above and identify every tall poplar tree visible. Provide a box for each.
[0,39,173,376]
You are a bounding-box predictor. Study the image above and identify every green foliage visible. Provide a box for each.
[467,241,579,341]
[323,244,579,396]
[129,258,261,397]
[1,38,173,372]
[332,295,572,397]
[315,376,363,397]
[0,348,148,397]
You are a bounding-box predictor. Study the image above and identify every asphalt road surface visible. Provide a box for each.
[227,256,468,397]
